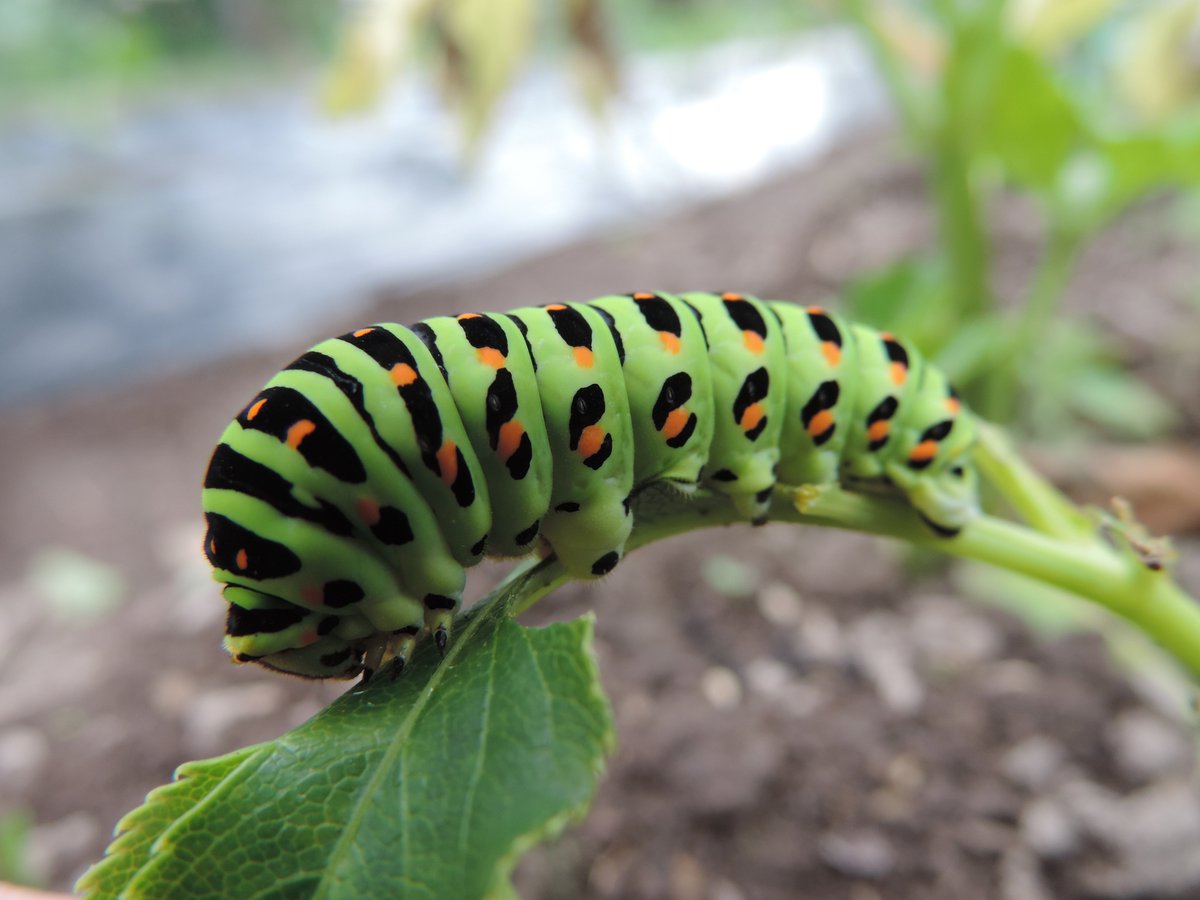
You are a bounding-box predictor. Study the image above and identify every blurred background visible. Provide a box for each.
[3,1,1200,896]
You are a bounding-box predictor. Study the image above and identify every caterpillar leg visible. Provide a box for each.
[425,606,453,655]
[359,632,390,683]
[387,627,420,679]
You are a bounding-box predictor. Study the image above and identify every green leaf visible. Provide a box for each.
[76,745,265,898]
[974,43,1084,191]
[77,563,614,900]
[441,0,534,153]
[1061,365,1179,439]
[840,256,955,349]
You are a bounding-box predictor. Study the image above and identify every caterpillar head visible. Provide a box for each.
[886,457,979,537]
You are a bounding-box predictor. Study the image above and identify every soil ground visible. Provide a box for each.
[2,136,1200,898]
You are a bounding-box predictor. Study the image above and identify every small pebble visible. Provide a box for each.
[744,657,790,697]
[1001,735,1067,791]
[756,582,803,626]
[818,829,895,879]
[709,878,746,900]
[1109,708,1192,782]
[849,614,923,715]
[999,846,1053,900]
[669,852,706,900]
[793,605,843,662]
[1020,797,1080,859]
[0,726,49,796]
[701,667,743,711]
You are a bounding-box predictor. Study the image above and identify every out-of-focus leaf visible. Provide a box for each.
[1054,127,1200,232]
[1118,0,1200,122]
[1061,365,1179,439]
[0,809,40,888]
[1008,0,1120,54]
[441,0,533,152]
[873,0,946,75]
[321,0,433,115]
[1016,320,1178,440]
[840,257,954,350]
[26,547,125,622]
[932,311,1011,386]
[566,0,620,117]
[974,43,1085,191]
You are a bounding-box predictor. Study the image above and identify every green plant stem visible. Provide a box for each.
[931,127,991,322]
[506,431,1200,686]
[614,484,1200,684]
[972,421,1092,540]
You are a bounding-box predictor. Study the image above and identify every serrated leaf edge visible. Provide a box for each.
[482,612,615,900]
[76,743,267,898]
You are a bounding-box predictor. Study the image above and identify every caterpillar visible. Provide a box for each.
[202,292,978,680]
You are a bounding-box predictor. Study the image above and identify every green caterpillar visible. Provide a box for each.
[203,292,977,680]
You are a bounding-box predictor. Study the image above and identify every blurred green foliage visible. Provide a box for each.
[6,0,1197,432]
[0,808,40,888]
[842,0,1200,439]
[0,0,338,110]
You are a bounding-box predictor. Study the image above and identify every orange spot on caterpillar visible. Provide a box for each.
[909,440,938,463]
[353,327,374,338]
[301,585,323,607]
[577,424,605,460]
[946,396,962,414]
[867,420,891,443]
[659,332,681,354]
[497,420,525,461]
[662,408,690,441]
[807,305,826,315]
[456,313,481,320]
[807,409,834,438]
[390,363,418,387]
[821,341,841,367]
[740,402,765,433]
[246,398,266,420]
[880,331,894,340]
[573,346,594,368]
[545,304,567,311]
[632,291,656,300]
[743,331,765,354]
[208,537,218,556]
[235,548,249,570]
[300,629,318,646]
[722,292,744,301]
[436,440,458,487]
[476,347,506,369]
[889,362,907,386]
[356,497,381,525]
[286,419,316,449]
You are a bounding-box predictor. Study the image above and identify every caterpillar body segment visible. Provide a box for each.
[413,312,553,558]
[202,292,978,679]
[505,303,636,580]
